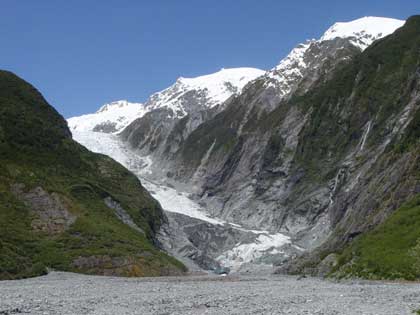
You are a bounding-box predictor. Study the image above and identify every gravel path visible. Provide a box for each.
[0,272,419,314]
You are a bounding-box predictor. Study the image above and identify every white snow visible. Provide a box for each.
[142,180,225,225]
[217,233,291,270]
[71,130,225,225]
[145,67,265,117]
[320,16,404,50]
[264,40,313,98]
[178,67,265,106]
[68,68,265,133]
[271,42,311,75]
[67,100,145,133]
[266,16,404,95]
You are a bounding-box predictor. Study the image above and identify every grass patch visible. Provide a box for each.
[335,194,420,280]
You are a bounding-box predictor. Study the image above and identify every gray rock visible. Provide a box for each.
[317,254,339,278]
[0,272,418,314]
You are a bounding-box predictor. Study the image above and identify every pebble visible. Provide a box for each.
[0,272,418,314]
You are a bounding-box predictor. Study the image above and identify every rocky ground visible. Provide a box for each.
[0,272,419,314]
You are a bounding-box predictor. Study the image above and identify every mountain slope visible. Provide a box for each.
[273,15,420,278]
[150,16,419,277]
[0,70,185,279]
[160,16,408,229]
[67,16,413,274]
[119,17,405,179]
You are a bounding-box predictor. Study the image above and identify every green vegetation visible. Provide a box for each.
[334,195,420,280]
[394,107,420,153]
[290,15,420,176]
[0,70,185,279]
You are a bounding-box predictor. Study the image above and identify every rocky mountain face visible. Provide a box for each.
[68,16,420,278]
[0,71,185,280]
[172,15,419,277]
[144,17,411,235]
[277,16,420,278]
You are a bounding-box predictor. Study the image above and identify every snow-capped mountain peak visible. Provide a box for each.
[68,67,265,133]
[320,16,404,50]
[69,17,404,135]
[264,16,404,100]
[96,100,138,113]
[145,67,265,117]
[177,67,265,95]
[67,100,145,134]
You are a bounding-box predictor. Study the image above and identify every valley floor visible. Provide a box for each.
[0,272,419,315]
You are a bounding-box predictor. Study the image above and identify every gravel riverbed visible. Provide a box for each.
[0,272,419,314]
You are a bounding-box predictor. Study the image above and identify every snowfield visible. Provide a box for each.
[174,68,265,107]
[145,67,265,117]
[67,100,145,133]
[320,16,404,50]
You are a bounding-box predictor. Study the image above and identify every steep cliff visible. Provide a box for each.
[273,15,420,278]
[153,16,419,277]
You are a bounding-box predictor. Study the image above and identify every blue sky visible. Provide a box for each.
[1,1,418,118]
